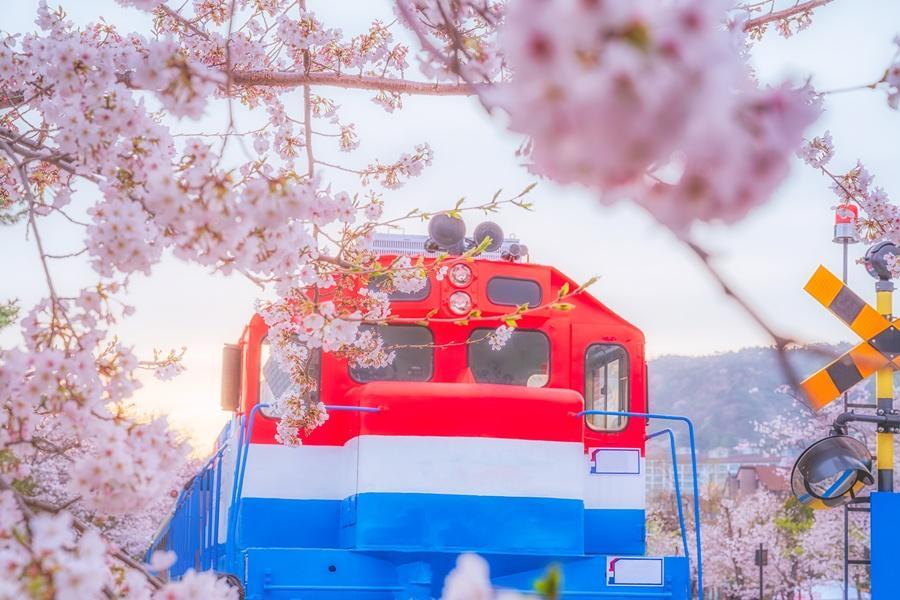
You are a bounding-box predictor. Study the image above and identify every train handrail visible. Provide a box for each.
[577,410,703,597]
[204,444,227,569]
[225,403,383,566]
[212,446,225,568]
[645,428,689,559]
[226,402,267,562]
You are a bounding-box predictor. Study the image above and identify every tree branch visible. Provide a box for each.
[0,475,164,591]
[743,0,835,30]
[685,240,809,411]
[158,5,211,40]
[300,0,315,179]
[1,1,836,106]
[229,70,475,95]
[2,71,474,113]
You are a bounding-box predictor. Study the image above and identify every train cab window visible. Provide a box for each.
[259,337,321,412]
[487,277,542,308]
[467,328,549,386]
[350,325,434,382]
[368,274,431,301]
[585,344,629,431]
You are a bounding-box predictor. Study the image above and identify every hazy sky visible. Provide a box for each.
[3,0,900,450]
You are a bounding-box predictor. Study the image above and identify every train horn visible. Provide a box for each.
[427,213,466,251]
[473,221,504,253]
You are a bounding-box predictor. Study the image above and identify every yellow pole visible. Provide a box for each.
[876,282,894,491]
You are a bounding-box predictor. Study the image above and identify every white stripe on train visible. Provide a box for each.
[231,436,645,508]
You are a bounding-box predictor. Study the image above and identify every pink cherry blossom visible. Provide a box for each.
[485,0,820,233]
[1,1,891,597]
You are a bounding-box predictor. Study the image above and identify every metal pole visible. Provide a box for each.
[843,239,848,283]
[758,542,764,600]
[842,238,850,600]
[876,279,894,492]
[843,507,849,600]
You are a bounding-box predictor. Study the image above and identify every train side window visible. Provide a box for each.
[467,328,549,386]
[259,337,321,412]
[350,324,434,382]
[486,277,542,308]
[585,344,629,431]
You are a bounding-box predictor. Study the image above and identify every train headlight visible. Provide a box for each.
[449,264,473,287]
[790,435,874,509]
[448,291,473,315]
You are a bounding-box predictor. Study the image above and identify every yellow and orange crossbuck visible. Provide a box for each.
[801,265,900,410]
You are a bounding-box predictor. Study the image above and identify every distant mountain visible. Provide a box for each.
[647,344,849,451]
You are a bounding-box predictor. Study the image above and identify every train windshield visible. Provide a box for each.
[467,328,549,387]
[350,324,434,382]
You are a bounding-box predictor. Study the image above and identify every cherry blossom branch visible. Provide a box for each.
[228,70,474,95]
[299,1,315,179]
[0,128,91,182]
[686,240,807,409]
[385,278,595,326]
[0,475,164,592]
[2,72,474,114]
[742,0,835,30]
[158,4,210,40]
[0,138,84,350]
[821,79,885,95]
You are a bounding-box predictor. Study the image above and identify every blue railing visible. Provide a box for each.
[200,444,227,568]
[146,434,230,573]
[226,402,267,562]
[225,403,383,566]
[646,428,689,559]
[578,409,703,597]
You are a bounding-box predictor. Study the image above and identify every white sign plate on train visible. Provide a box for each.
[605,557,664,587]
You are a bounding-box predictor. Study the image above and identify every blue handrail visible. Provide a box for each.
[201,445,226,569]
[323,404,382,413]
[212,448,224,568]
[578,410,703,597]
[646,428,689,559]
[226,403,268,563]
[226,403,383,564]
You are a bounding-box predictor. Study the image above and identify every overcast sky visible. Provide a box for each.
[3,1,900,450]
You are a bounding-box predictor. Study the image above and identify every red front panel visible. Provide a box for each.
[242,260,648,457]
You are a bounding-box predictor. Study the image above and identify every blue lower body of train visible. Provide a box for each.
[148,475,691,599]
[147,417,695,599]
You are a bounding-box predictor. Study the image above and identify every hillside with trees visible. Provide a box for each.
[649,344,850,451]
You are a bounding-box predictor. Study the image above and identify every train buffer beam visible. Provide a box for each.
[238,548,692,599]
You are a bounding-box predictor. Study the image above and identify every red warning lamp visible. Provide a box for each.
[833,203,859,244]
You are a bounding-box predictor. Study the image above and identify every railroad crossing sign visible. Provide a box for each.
[800,265,900,410]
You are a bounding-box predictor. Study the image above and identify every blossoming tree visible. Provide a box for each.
[2,0,900,597]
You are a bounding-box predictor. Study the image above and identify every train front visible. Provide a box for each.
[152,228,694,599]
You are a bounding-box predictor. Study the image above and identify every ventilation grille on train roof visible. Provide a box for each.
[369,233,525,261]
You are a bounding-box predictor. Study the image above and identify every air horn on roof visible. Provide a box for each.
[425,214,509,256]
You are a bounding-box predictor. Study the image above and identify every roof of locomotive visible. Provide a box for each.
[365,256,643,343]
[368,231,640,334]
